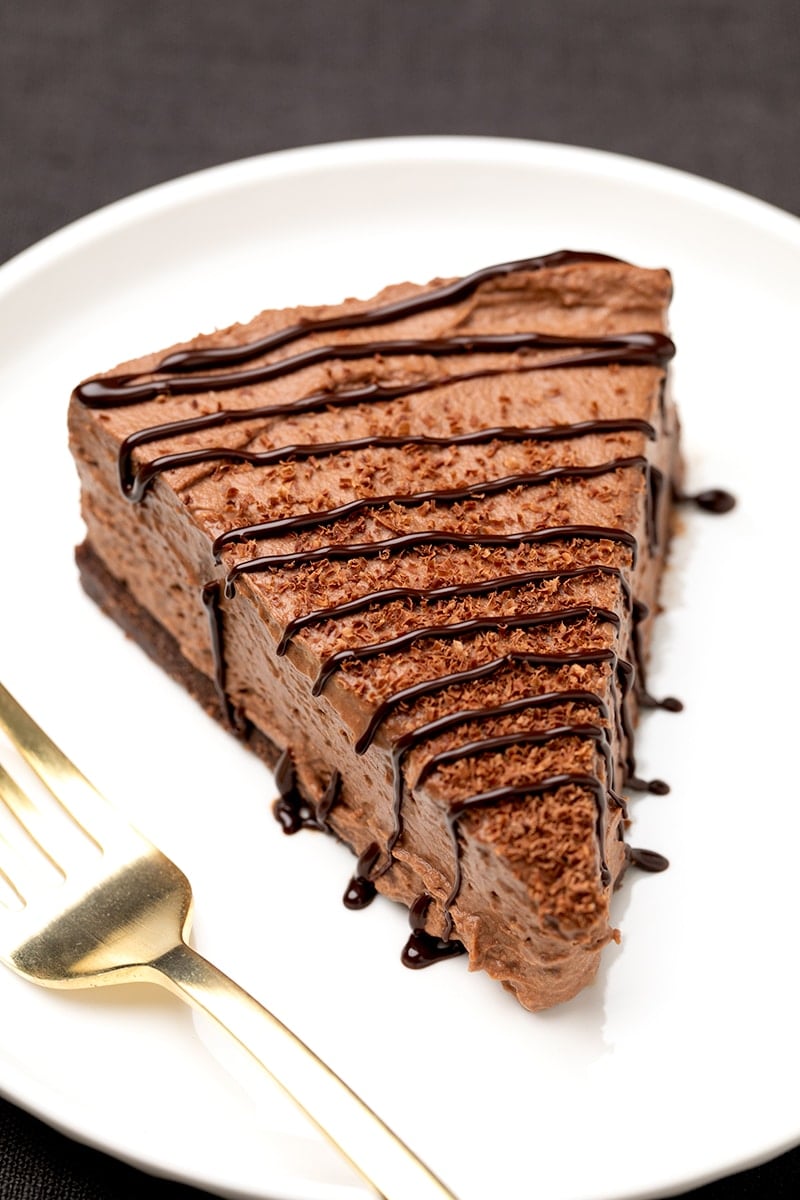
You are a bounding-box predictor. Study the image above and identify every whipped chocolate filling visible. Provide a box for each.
[73,250,734,983]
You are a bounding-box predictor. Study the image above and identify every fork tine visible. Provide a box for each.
[0,764,69,907]
[0,827,28,909]
[0,760,69,878]
[0,682,111,849]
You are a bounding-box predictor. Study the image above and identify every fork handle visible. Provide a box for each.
[148,942,458,1200]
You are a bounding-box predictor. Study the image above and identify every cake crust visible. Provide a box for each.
[69,252,681,1010]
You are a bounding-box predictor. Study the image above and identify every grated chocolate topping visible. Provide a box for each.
[74,251,734,967]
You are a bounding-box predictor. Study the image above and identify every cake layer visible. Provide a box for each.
[69,252,681,1010]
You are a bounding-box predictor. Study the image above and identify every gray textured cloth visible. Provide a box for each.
[1,0,797,265]
[1,1,798,1196]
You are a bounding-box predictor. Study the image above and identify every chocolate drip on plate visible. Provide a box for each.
[675,488,736,514]
[343,842,382,910]
[273,749,341,835]
[627,776,671,796]
[631,599,683,712]
[638,692,684,714]
[272,748,303,834]
[628,847,670,872]
[402,894,467,969]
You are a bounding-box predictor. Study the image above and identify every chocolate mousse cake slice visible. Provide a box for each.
[68,251,681,1011]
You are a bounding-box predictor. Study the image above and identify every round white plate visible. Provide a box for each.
[0,137,798,1200]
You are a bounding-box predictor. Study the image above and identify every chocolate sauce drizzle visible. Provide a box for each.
[384,688,621,945]
[212,457,658,566]
[402,894,468,968]
[273,748,341,835]
[344,842,382,911]
[353,648,620,756]
[631,599,683,713]
[201,580,244,732]
[75,250,727,968]
[312,605,621,696]
[276,563,633,656]
[76,331,674,412]
[120,414,657,504]
[75,249,673,410]
[223,524,639,594]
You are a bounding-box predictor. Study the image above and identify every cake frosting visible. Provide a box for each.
[68,251,701,1010]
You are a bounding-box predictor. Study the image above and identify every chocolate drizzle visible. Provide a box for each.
[274,748,341,834]
[201,580,243,732]
[276,564,632,656]
[160,250,623,369]
[383,689,619,900]
[352,648,620,756]
[631,599,683,712]
[344,843,382,910]
[74,250,709,968]
[223,525,639,594]
[120,415,657,504]
[312,605,621,696]
[76,331,674,411]
[402,894,467,969]
[213,460,651,558]
[75,249,673,410]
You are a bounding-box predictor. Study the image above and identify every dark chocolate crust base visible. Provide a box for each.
[76,539,282,773]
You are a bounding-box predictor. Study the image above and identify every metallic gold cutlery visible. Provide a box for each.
[0,681,457,1200]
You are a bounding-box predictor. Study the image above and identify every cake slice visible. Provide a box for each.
[68,251,681,1011]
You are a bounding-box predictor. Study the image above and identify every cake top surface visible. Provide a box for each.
[69,249,677,985]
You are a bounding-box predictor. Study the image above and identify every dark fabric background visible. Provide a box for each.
[1,1,798,1196]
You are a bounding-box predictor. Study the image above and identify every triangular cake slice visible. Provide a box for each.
[68,251,681,1010]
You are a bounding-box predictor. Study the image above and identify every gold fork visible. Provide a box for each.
[0,681,457,1200]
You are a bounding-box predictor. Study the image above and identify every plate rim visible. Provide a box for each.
[1,135,798,301]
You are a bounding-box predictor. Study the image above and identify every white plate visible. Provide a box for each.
[0,137,799,1200]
